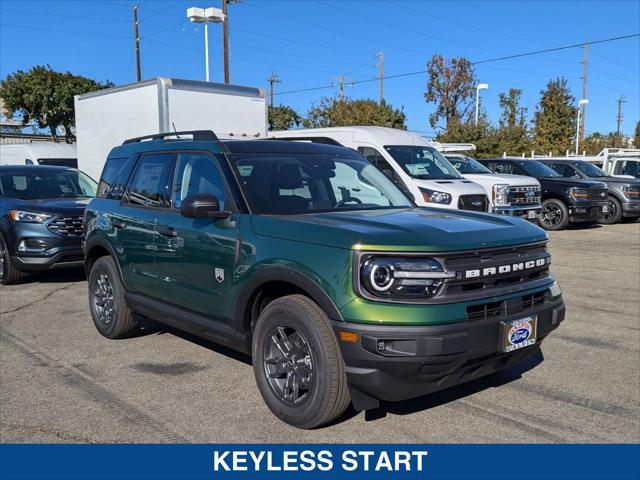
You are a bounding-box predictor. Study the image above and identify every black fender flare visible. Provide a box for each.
[234,266,345,333]
[84,234,125,284]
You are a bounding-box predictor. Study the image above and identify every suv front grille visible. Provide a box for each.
[585,188,608,202]
[458,194,489,212]
[443,242,550,297]
[507,185,541,206]
[47,216,84,237]
[466,290,549,321]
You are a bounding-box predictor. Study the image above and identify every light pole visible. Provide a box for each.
[575,98,589,154]
[187,6,225,82]
[475,83,489,125]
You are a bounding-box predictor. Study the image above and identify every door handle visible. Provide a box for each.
[110,217,127,229]
[157,226,179,237]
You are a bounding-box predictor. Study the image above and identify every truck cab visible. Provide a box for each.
[270,127,490,213]
[443,153,541,221]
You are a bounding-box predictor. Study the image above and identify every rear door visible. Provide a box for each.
[154,150,238,323]
[115,152,176,296]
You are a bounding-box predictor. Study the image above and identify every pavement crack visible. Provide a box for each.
[0,283,79,315]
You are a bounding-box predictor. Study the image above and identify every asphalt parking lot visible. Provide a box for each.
[1,222,638,443]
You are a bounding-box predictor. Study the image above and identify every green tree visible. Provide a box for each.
[532,78,575,155]
[0,65,112,141]
[424,54,476,129]
[496,88,530,156]
[268,105,301,131]
[436,114,500,158]
[303,97,406,129]
[634,121,640,148]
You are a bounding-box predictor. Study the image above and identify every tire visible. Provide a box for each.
[252,294,350,429]
[538,199,569,231]
[0,234,25,285]
[88,256,139,339]
[599,196,623,224]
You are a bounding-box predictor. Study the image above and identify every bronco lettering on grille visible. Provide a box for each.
[464,257,548,279]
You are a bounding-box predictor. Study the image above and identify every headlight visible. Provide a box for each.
[419,188,452,205]
[569,188,590,200]
[360,256,455,300]
[623,186,640,199]
[9,210,53,223]
[492,184,510,207]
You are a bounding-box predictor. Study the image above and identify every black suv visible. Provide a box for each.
[0,165,97,284]
[479,158,608,230]
[537,159,640,224]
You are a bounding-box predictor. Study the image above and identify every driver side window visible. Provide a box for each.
[172,152,226,210]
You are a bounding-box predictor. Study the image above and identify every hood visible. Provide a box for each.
[2,197,91,216]
[595,176,640,187]
[463,173,540,188]
[251,207,547,252]
[411,178,486,195]
[538,177,606,189]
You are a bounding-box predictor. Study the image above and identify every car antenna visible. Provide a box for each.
[171,122,181,139]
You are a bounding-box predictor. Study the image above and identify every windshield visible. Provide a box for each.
[0,170,97,200]
[384,145,462,179]
[518,161,561,178]
[446,155,492,174]
[574,161,606,177]
[229,152,412,214]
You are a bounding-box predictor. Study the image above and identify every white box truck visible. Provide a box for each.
[74,77,267,180]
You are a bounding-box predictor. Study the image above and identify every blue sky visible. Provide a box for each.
[1,0,639,137]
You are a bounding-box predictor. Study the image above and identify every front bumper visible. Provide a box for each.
[621,200,640,217]
[569,204,606,222]
[492,205,541,221]
[333,292,565,404]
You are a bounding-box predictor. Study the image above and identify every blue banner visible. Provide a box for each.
[1,444,638,480]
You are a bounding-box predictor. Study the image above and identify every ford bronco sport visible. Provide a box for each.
[84,131,566,429]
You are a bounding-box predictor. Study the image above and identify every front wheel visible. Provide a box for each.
[0,234,25,285]
[88,256,139,339]
[252,294,350,429]
[599,196,622,224]
[538,199,569,231]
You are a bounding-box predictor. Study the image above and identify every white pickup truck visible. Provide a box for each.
[270,127,492,213]
[443,151,542,220]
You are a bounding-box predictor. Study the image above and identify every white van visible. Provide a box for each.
[270,127,490,212]
[0,143,77,168]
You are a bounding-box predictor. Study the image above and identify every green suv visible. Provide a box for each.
[84,131,565,429]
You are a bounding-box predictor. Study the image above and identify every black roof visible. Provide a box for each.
[222,139,356,156]
[0,165,77,174]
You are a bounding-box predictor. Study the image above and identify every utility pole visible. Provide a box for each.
[580,43,588,145]
[222,0,229,84]
[616,95,626,146]
[375,51,384,104]
[333,75,351,101]
[267,71,281,107]
[133,4,141,81]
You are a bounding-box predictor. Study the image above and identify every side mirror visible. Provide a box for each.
[180,194,230,219]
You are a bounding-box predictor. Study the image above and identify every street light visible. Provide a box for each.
[575,98,589,154]
[475,83,489,125]
[187,6,225,82]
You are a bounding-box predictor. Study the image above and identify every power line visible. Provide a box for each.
[274,33,640,96]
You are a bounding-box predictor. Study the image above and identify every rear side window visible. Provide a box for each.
[126,153,176,207]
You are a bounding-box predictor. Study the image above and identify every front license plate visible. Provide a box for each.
[527,210,537,219]
[500,316,537,353]
[602,205,609,213]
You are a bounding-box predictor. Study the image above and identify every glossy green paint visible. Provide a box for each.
[85,139,552,330]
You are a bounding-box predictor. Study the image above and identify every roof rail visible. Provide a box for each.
[122,130,219,145]
[267,135,344,147]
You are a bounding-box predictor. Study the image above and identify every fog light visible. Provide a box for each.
[18,239,49,253]
[377,340,386,352]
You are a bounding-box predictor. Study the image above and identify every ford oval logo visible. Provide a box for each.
[510,328,531,344]
[525,190,535,198]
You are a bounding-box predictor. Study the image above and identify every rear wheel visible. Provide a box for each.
[252,294,350,429]
[88,256,139,339]
[0,235,25,285]
[538,199,569,231]
[599,196,623,224]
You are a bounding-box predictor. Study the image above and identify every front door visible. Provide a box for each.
[154,151,237,323]
[116,152,176,297]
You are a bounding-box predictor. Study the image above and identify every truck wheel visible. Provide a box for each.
[252,294,350,429]
[0,234,25,285]
[538,199,569,230]
[88,256,139,339]
[599,196,622,224]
